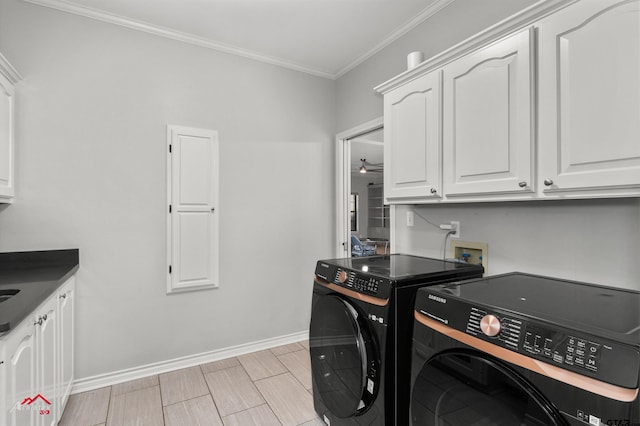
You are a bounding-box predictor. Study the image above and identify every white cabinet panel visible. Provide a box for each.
[167,126,219,293]
[538,0,640,196]
[3,317,37,426]
[443,28,534,198]
[0,67,16,202]
[176,212,213,284]
[35,298,56,426]
[384,71,441,202]
[57,278,74,423]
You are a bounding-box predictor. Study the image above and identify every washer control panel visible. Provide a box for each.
[461,305,639,388]
[314,261,390,298]
[333,269,387,297]
[466,307,522,351]
[523,326,602,372]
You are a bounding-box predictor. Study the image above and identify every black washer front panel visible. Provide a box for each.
[416,286,640,389]
[315,259,392,299]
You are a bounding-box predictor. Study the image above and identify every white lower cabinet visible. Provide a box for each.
[57,280,74,418]
[1,276,75,426]
[538,0,640,197]
[1,313,37,426]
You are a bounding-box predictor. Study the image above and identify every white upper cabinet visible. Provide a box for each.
[443,28,534,199]
[375,0,639,204]
[538,0,640,197]
[383,70,442,203]
[0,53,21,203]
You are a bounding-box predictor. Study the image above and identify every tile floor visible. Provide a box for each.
[59,340,325,426]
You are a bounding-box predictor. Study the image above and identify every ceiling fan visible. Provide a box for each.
[358,158,383,174]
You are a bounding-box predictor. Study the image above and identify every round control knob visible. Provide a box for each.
[480,315,501,337]
[337,271,348,283]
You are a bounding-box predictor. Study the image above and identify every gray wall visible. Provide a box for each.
[335,0,640,290]
[395,200,640,290]
[0,0,638,385]
[0,0,335,379]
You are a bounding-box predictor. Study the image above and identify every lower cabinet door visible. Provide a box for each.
[35,298,57,426]
[3,319,37,426]
[57,277,75,421]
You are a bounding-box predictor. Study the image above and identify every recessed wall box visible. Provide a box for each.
[450,240,488,275]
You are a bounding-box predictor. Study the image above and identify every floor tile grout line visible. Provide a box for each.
[104,386,113,426]
[199,363,226,424]
[274,349,312,393]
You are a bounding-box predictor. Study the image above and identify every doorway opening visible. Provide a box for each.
[335,118,391,258]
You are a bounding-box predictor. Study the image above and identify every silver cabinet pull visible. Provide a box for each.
[544,178,554,186]
[518,181,527,188]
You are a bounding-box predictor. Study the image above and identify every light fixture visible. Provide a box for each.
[360,158,367,173]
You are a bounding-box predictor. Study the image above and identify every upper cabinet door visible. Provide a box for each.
[384,70,442,203]
[443,28,535,199]
[538,0,640,197]
[0,70,15,202]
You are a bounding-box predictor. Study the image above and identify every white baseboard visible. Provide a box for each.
[71,330,309,395]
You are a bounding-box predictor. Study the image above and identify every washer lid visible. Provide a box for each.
[427,272,640,344]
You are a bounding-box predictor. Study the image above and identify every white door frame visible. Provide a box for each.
[335,117,384,257]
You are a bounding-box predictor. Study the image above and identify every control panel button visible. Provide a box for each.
[337,271,348,283]
[480,315,501,337]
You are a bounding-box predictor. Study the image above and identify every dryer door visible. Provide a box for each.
[309,294,378,418]
[412,350,567,425]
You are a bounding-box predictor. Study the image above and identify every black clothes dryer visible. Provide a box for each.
[410,272,640,426]
[309,254,484,425]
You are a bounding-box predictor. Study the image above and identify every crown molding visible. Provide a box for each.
[0,52,22,83]
[21,0,337,79]
[334,0,455,79]
[374,0,578,93]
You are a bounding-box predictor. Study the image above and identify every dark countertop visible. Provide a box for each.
[0,249,79,335]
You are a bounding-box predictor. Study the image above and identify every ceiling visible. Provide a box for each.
[24,0,453,79]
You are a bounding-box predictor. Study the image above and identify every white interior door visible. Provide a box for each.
[167,125,219,293]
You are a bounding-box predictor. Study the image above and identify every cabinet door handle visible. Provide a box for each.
[430,188,437,194]
[518,181,527,188]
[60,293,67,299]
[34,317,43,326]
[544,178,554,186]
